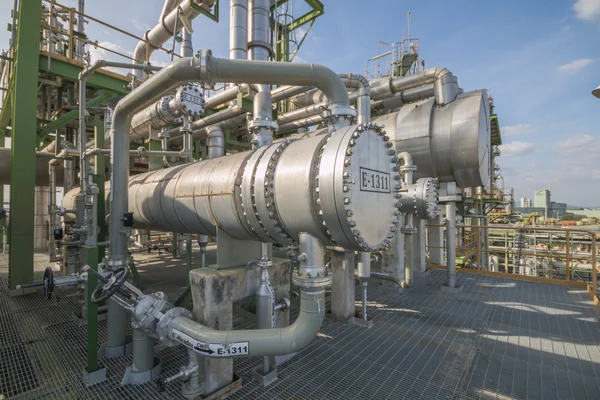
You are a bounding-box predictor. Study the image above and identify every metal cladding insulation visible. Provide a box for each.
[64,124,400,252]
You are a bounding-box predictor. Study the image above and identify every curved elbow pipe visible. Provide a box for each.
[206,55,351,116]
[168,289,325,357]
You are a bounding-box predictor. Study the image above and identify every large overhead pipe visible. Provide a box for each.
[131,0,217,78]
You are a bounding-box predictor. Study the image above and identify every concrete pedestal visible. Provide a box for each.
[189,259,290,397]
[330,250,356,323]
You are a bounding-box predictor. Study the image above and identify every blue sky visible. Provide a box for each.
[1,0,599,206]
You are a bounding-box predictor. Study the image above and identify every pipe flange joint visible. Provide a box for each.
[105,258,127,270]
[322,103,356,121]
[197,49,213,89]
[156,307,193,346]
[257,259,273,269]
[132,292,168,331]
[292,265,332,289]
[401,225,417,235]
[247,118,279,131]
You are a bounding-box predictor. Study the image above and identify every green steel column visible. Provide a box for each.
[92,120,106,259]
[147,139,163,171]
[0,128,4,249]
[9,0,43,291]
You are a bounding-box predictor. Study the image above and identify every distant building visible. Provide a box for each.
[534,190,550,208]
[520,197,532,207]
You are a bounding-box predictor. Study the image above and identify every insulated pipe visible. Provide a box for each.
[337,74,370,124]
[167,85,310,145]
[180,28,193,58]
[159,0,178,22]
[247,0,275,148]
[230,0,248,60]
[109,53,352,266]
[76,0,85,61]
[446,202,456,288]
[369,67,459,106]
[131,0,217,78]
[206,125,224,158]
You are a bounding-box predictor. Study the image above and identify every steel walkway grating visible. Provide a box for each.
[1,253,600,399]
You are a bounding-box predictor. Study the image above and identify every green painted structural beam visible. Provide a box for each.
[92,120,106,259]
[147,139,164,171]
[8,0,43,291]
[0,80,13,130]
[38,90,118,138]
[0,128,4,248]
[38,54,129,94]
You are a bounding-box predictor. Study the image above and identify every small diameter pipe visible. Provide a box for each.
[132,328,154,372]
[446,202,456,288]
[357,252,371,320]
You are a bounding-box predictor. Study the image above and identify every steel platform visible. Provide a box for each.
[1,251,599,399]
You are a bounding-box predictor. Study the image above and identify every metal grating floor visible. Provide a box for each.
[1,252,600,399]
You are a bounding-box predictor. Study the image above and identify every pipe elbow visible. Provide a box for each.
[429,67,451,79]
[396,151,413,168]
[310,64,350,107]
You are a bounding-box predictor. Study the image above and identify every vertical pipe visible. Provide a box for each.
[446,202,456,288]
[566,230,570,281]
[357,252,370,320]
[230,0,248,60]
[248,0,274,148]
[256,241,273,374]
[404,214,414,286]
[207,125,225,159]
[76,0,85,61]
[180,28,193,57]
[591,235,596,293]
[106,299,127,350]
[132,328,154,371]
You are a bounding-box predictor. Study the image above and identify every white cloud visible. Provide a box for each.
[499,142,535,156]
[557,58,594,73]
[502,124,539,137]
[555,134,595,149]
[573,0,600,22]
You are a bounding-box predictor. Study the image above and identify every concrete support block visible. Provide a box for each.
[189,259,290,397]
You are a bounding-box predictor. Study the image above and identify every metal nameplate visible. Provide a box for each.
[359,167,391,193]
[181,93,203,105]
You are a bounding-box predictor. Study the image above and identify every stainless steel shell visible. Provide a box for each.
[373,90,490,188]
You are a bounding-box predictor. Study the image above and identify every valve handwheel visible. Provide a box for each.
[43,267,55,299]
[90,266,129,304]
